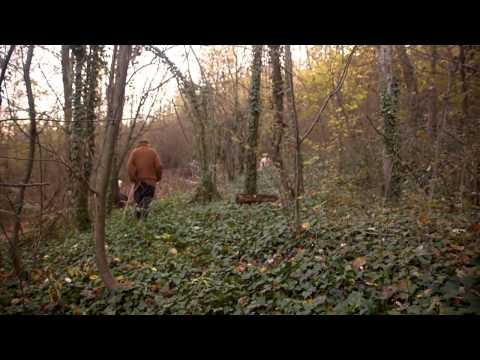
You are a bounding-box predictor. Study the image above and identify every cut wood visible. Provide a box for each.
[235,193,279,204]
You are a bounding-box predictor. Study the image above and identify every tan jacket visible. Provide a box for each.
[127,143,163,186]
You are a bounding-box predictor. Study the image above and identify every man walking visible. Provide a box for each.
[127,140,163,219]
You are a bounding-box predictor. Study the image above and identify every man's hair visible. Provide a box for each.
[138,140,149,145]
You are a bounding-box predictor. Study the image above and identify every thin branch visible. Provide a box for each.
[0,182,49,187]
[365,114,386,138]
[300,45,358,144]
[172,100,190,144]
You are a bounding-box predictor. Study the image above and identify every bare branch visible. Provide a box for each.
[300,45,358,144]
[0,182,49,187]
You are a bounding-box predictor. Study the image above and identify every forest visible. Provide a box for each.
[0,45,479,315]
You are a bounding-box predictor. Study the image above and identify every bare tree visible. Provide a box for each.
[284,45,303,232]
[61,45,73,154]
[396,45,420,132]
[93,45,132,290]
[0,45,16,108]
[146,45,220,202]
[8,46,37,279]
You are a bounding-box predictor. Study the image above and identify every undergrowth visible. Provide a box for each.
[1,172,479,315]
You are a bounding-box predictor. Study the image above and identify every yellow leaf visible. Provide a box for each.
[301,222,311,230]
[89,275,98,281]
[260,266,267,273]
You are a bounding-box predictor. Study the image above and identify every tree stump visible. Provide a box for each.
[235,193,279,204]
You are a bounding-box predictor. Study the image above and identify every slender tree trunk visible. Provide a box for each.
[378,45,401,204]
[285,45,303,233]
[82,45,102,216]
[61,45,73,156]
[0,45,16,108]
[244,45,263,195]
[429,59,453,209]
[107,154,120,214]
[458,45,473,207]
[9,46,36,280]
[396,45,420,132]
[93,45,132,291]
[70,45,90,231]
[269,45,293,201]
[232,49,243,177]
[427,45,438,143]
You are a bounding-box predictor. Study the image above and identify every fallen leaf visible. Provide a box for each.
[449,244,464,252]
[11,298,22,305]
[301,222,311,230]
[352,256,367,269]
[169,248,178,256]
[236,264,246,273]
[468,223,480,233]
[381,286,397,299]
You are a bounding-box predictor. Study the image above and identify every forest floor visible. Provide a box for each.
[1,171,480,314]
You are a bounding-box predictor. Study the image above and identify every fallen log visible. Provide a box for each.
[235,193,279,204]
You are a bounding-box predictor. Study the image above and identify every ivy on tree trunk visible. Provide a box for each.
[244,45,263,195]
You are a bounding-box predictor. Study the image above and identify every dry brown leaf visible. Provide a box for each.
[381,286,397,299]
[397,279,410,292]
[236,264,246,273]
[352,256,367,269]
[468,223,480,233]
[450,244,464,252]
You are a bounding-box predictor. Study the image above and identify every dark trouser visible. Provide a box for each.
[134,181,156,219]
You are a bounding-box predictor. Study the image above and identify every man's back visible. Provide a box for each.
[127,142,162,187]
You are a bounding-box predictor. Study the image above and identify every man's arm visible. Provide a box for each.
[127,150,137,183]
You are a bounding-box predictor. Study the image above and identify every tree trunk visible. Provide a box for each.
[285,45,304,233]
[396,45,420,132]
[93,45,132,291]
[70,45,90,231]
[107,154,120,213]
[9,45,36,280]
[82,46,102,215]
[427,45,438,143]
[269,45,293,201]
[61,45,73,156]
[378,45,401,204]
[0,45,16,108]
[244,45,263,195]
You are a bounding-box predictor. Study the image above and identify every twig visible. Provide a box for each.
[0,182,49,187]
